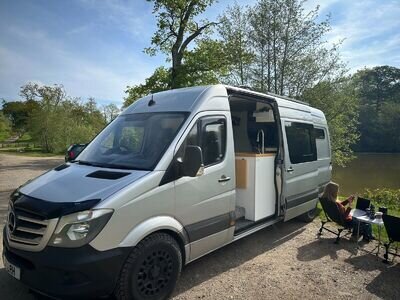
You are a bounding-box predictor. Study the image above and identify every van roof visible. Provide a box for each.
[121,85,327,125]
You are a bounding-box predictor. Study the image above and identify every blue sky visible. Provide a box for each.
[1,0,399,106]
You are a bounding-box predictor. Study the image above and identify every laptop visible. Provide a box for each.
[356,197,371,211]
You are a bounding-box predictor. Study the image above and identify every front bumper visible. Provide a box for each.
[3,227,131,299]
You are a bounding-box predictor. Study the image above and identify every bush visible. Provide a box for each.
[362,188,400,216]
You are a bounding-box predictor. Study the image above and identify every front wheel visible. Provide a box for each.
[115,233,182,300]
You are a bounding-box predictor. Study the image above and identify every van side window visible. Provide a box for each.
[315,127,330,159]
[314,128,325,139]
[201,117,226,166]
[177,116,226,167]
[285,122,317,164]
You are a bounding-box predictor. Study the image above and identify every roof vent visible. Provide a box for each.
[86,170,130,180]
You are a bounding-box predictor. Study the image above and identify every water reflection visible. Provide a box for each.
[332,153,400,196]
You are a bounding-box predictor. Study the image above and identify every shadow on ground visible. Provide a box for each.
[345,255,400,299]
[173,220,307,297]
[297,234,358,261]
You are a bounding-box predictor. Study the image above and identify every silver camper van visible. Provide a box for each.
[3,85,331,299]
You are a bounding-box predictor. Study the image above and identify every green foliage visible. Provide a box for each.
[146,0,216,55]
[124,67,170,107]
[21,82,107,153]
[145,0,219,88]
[302,77,360,166]
[353,66,400,153]
[218,3,254,86]
[1,99,39,133]
[0,111,11,141]
[101,103,120,123]
[362,188,400,240]
[180,39,230,85]
[124,40,229,107]
[363,188,400,216]
[219,0,345,96]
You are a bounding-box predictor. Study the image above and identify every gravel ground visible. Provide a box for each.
[0,153,399,300]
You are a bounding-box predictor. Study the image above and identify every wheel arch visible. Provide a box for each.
[118,216,189,263]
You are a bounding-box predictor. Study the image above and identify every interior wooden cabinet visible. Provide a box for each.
[235,158,247,189]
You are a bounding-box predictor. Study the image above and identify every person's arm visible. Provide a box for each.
[344,207,352,217]
[340,195,355,207]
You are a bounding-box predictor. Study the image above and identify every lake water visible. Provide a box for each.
[332,153,400,196]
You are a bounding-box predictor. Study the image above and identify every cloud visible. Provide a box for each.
[0,25,155,105]
[321,0,400,72]
[77,0,155,41]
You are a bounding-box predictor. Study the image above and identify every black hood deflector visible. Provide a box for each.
[11,193,100,220]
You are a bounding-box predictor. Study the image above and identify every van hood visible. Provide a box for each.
[18,163,150,206]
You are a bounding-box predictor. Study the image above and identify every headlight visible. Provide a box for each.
[49,209,113,248]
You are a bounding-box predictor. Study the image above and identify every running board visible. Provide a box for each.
[233,217,283,241]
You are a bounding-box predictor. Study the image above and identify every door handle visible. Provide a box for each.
[286,167,294,173]
[218,175,231,182]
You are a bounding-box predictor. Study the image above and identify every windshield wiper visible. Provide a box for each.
[99,163,150,171]
[72,160,149,171]
[72,160,101,167]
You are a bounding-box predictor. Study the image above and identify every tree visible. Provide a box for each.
[355,66,400,112]
[302,77,360,166]
[102,104,120,123]
[218,3,254,86]
[124,67,170,106]
[20,82,106,153]
[124,39,229,107]
[0,111,11,141]
[145,0,218,88]
[220,0,345,97]
[1,99,39,134]
[353,66,400,152]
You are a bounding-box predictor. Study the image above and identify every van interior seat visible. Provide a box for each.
[203,131,220,165]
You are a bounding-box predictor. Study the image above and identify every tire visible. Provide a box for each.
[299,206,318,223]
[115,232,182,300]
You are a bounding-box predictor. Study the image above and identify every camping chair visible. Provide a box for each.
[382,214,400,263]
[318,197,352,244]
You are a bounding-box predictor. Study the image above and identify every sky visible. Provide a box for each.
[0,0,399,106]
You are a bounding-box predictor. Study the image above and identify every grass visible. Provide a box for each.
[17,132,33,143]
[0,131,11,142]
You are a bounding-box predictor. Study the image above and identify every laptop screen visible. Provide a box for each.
[356,197,371,211]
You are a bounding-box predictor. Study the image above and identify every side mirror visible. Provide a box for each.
[65,144,87,162]
[181,146,204,177]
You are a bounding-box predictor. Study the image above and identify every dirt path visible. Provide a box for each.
[0,153,399,300]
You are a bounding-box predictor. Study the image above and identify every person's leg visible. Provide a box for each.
[351,219,359,236]
[362,223,373,241]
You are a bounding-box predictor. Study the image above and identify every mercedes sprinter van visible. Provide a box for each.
[3,85,331,299]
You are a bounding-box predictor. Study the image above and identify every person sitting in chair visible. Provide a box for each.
[322,182,373,242]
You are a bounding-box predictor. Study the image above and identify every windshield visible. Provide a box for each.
[77,112,188,170]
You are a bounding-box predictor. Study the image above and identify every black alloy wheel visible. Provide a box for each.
[115,232,182,300]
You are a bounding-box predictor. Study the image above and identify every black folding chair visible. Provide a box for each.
[382,214,400,263]
[318,197,352,244]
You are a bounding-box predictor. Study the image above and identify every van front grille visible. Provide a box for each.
[8,209,48,245]
[6,202,58,252]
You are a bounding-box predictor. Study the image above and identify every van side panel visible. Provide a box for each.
[91,172,176,251]
[279,104,330,221]
[174,110,236,261]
